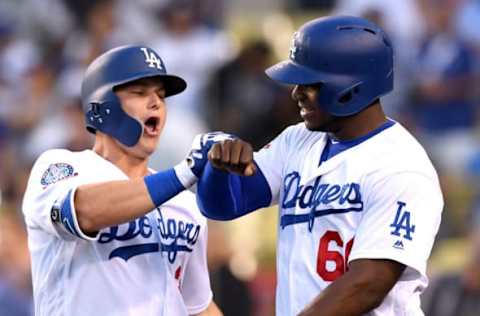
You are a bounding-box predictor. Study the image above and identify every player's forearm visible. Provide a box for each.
[298,275,383,316]
[196,162,271,220]
[196,163,239,219]
[298,259,405,316]
[75,178,155,233]
[74,167,189,234]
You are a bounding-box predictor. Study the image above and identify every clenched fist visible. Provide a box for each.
[208,138,257,176]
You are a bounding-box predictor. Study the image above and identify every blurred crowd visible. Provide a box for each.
[0,0,479,315]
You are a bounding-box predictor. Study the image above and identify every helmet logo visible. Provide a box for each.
[140,47,164,70]
[289,32,299,60]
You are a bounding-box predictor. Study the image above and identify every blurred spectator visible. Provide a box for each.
[285,0,335,11]
[334,0,426,45]
[23,97,93,160]
[0,210,32,316]
[0,120,11,205]
[148,0,234,169]
[455,0,480,52]
[7,63,57,164]
[15,0,73,43]
[150,0,233,115]
[334,0,425,118]
[193,0,226,29]
[208,222,253,316]
[422,215,480,316]
[62,0,135,67]
[409,0,478,174]
[206,39,298,149]
[454,0,480,103]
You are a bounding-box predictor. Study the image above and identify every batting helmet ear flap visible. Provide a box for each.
[81,45,187,147]
[266,16,394,116]
[85,97,144,147]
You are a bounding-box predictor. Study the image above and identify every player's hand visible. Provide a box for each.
[186,131,237,178]
[208,138,257,176]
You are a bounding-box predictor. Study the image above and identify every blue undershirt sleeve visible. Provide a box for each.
[196,161,272,220]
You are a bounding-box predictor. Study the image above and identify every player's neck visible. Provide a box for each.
[332,102,388,141]
[93,138,150,178]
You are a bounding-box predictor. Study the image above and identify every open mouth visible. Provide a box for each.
[144,116,160,136]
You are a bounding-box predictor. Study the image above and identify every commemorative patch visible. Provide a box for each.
[41,163,78,188]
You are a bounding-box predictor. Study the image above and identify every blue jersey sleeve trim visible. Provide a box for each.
[55,188,99,241]
[196,162,272,220]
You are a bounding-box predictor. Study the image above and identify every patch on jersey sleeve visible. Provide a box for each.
[41,163,78,187]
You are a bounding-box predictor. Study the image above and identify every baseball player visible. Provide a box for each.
[194,16,444,315]
[22,45,222,316]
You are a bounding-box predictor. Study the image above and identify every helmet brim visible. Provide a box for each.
[265,60,329,85]
[113,72,187,98]
[265,60,359,92]
[160,74,187,97]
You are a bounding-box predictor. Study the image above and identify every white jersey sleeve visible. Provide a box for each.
[22,149,99,241]
[349,171,443,279]
[254,125,305,205]
[180,224,213,314]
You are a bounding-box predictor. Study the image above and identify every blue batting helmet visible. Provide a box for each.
[265,16,393,116]
[81,45,186,147]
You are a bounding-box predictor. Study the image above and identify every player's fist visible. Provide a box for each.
[208,138,257,176]
[186,131,237,178]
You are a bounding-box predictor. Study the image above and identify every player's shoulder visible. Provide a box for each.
[369,122,438,177]
[279,122,325,147]
[283,122,318,138]
[36,148,75,162]
[383,123,431,160]
[31,149,79,175]
[29,149,95,186]
[34,148,92,167]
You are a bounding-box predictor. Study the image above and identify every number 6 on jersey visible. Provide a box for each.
[317,231,354,282]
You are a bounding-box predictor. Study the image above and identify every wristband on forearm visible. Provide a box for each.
[143,162,196,207]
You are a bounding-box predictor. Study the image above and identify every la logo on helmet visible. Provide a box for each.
[140,47,164,70]
[289,32,300,60]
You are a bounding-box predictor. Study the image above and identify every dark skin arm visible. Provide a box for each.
[299,259,406,316]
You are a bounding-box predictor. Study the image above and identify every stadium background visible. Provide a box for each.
[0,0,479,315]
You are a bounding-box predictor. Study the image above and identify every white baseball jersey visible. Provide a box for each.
[158,191,213,314]
[22,149,212,316]
[254,120,443,316]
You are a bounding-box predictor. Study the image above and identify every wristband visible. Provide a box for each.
[144,168,185,207]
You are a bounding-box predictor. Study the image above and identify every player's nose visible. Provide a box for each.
[292,85,306,103]
[147,91,163,109]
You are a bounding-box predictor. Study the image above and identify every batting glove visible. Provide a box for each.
[174,132,236,188]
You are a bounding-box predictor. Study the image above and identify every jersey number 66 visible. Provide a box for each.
[317,231,354,282]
